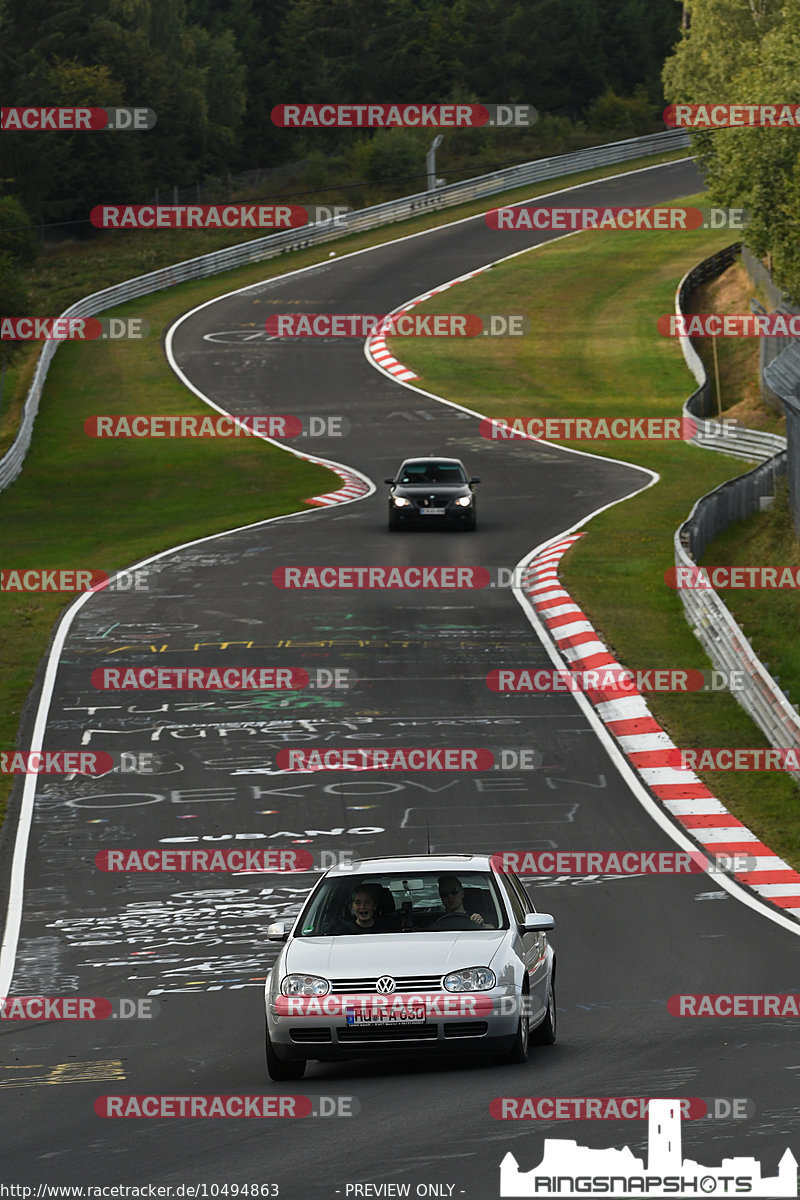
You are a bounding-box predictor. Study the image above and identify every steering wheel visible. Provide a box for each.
[432,914,478,931]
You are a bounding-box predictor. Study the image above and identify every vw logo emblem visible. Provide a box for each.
[376,976,396,994]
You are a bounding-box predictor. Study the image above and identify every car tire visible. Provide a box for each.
[265,1018,306,1080]
[463,515,476,531]
[388,512,402,531]
[532,978,557,1045]
[501,989,530,1064]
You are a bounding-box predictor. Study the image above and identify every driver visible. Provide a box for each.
[436,874,495,928]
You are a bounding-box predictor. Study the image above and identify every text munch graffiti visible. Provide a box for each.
[67,638,519,655]
[50,887,308,936]
[158,828,383,843]
[72,714,525,730]
[60,772,550,807]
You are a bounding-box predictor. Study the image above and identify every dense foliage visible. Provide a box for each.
[663,0,800,299]
[0,0,682,228]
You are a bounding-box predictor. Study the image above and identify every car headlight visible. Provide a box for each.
[443,967,495,992]
[281,974,330,996]
[455,495,473,507]
[392,496,412,507]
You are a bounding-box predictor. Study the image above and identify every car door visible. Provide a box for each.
[497,872,550,1024]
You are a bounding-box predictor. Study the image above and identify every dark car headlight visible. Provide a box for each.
[444,967,495,992]
[392,496,412,507]
[454,496,473,507]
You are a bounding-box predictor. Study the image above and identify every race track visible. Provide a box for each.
[3,158,800,1196]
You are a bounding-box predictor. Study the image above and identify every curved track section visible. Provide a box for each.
[4,161,800,1195]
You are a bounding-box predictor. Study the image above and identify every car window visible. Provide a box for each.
[295,871,508,935]
[398,462,467,485]
[506,870,534,914]
[496,874,526,923]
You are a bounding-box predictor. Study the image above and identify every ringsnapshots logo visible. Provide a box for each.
[265,313,529,337]
[1,317,148,340]
[271,103,537,127]
[1,107,156,131]
[498,1097,797,1197]
[84,414,349,438]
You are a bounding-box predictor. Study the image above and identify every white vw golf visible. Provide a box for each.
[264,854,556,1078]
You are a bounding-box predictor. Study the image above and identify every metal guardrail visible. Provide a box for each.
[0,128,689,494]
[671,248,800,772]
[740,245,800,420]
[675,244,787,463]
[764,355,800,537]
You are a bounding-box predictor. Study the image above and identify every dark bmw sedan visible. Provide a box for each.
[385,457,480,531]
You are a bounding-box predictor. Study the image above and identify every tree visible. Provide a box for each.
[663,0,800,298]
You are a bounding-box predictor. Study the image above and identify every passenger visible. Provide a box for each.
[435,874,495,928]
[344,884,399,933]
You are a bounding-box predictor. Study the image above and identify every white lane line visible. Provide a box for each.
[0,156,704,993]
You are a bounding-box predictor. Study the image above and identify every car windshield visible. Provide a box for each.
[295,871,508,936]
[398,462,467,485]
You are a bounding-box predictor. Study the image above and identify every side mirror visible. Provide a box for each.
[469,477,481,484]
[384,477,396,485]
[267,921,288,941]
[523,912,554,932]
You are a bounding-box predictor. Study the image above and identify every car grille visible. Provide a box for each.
[328,976,444,994]
[336,1024,438,1042]
[415,495,451,508]
[289,1028,332,1043]
[443,1022,488,1039]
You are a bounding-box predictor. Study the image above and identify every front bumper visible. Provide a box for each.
[390,504,474,524]
[266,989,520,1061]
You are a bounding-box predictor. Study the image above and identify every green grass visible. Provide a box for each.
[384,200,800,869]
[0,290,333,824]
[0,145,692,828]
[698,479,800,719]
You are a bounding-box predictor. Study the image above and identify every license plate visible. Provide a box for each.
[345,1007,425,1026]
[420,507,446,515]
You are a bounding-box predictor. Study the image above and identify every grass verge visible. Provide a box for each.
[383,199,800,869]
[0,145,692,828]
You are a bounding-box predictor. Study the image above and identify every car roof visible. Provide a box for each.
[323,853,495,877]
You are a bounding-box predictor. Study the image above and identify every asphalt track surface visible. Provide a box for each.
[3,159,800,1195]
